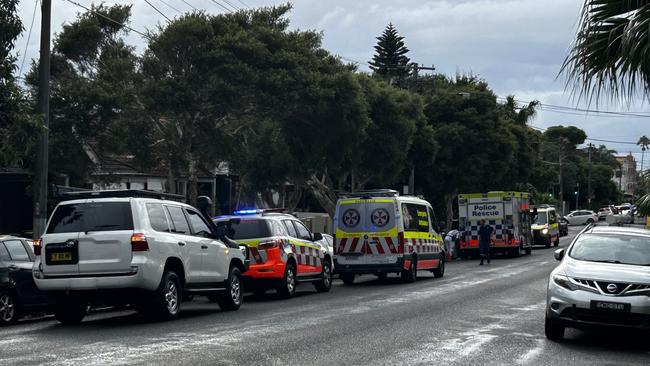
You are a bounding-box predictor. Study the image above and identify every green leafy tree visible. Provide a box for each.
[25,4,138,185]
[0,0,37,167]
[369,23,411,79]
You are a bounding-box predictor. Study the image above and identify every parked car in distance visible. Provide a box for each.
[1,236,49,325]
[558,218,569,237]
[564,210,598,226]
[597,207,611,221]
[546,226,650,341]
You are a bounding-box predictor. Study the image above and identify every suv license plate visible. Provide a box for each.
[590,300,631,312]
[51,252,72,262]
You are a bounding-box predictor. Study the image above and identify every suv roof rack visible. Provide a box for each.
[62,189,186,202]
[339,189,399,199]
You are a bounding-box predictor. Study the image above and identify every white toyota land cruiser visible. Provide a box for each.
[32,190,249,324]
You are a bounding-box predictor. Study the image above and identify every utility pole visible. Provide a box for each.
[33,0,52,239]
[405,63,435,195]
[575,182,580,210]
[558,146,564,215]
[587,143,593,209]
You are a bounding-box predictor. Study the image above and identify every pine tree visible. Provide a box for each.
[369,23,411,79]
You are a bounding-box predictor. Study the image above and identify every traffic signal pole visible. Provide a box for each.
[33,0,52,238]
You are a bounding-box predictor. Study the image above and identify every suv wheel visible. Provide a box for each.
[54,298,87,325]
[544,317,564,341]
[277,263,296,298]
[216,266,243,311]
[401,258,417,283]
[152,270,181,320]
[314,260,332,293]
[432,255,445,278]
[0,290,18,325]
[341,273,355,285]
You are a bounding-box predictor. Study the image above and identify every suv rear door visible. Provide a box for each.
[42,202,84,276]
[76,200,135,275]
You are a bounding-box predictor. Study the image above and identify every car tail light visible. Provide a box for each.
[259,239,281,250]
[397,232,404,254]
[131,233,149,252]
[33,238,42,256]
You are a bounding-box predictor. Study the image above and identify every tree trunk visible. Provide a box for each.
[444,189,457,231]
[166,157,176,194]
[286,185,304,212]
[307,173,337,217]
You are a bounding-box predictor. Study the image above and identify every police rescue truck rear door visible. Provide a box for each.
[336,199,399,266]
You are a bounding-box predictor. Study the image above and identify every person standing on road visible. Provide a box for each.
[478,219,494,265]
[444,229,459,260]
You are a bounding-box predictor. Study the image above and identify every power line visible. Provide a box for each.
[18,0,40,77]
[158,0,182,13]
[211,0,233,13]
[63,0,149,38]
[181,0,199,11]
[235,0,249,7]
[221,0,240,11]
[586,137,638,145]
[497,97,650,118]
[144,0,171,22]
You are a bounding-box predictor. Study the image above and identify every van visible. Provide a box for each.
[333,190,444,284]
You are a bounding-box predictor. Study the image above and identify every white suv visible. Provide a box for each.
[33,190,249,324]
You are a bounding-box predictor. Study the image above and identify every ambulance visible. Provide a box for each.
[333,190,445,284]
[530,205,560,248]
[457,191,533,258]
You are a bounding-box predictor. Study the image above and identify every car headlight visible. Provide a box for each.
[553,274,576,291]
[542,228,549,235]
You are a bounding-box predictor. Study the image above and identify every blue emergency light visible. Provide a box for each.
[233,209,262,215]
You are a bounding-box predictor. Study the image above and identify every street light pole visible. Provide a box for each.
[33,0,52,239]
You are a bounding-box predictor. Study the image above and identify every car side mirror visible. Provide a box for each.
[215,225,228,238]
[554,248,565,261]
[312,232,323,241]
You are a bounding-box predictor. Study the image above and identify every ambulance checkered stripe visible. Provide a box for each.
[291,244,322,267]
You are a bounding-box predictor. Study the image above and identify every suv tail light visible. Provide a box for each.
[131,233,149,252]
[259,239,282,250]
[33,238,42,256]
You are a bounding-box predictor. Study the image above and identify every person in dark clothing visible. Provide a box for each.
[478,219,494,265]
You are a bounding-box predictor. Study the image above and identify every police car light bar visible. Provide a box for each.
[232,208,287,215]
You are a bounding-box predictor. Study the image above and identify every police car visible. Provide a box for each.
[214,209,332,298]
[334,190,445,284]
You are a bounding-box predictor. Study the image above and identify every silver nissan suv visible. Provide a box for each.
[33,190,249,324]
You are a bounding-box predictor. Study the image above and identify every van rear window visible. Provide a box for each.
[229,219,271,239]
[46,202,134,234]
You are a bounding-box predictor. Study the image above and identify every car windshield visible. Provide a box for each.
[532,212,548,225]
[227,219,271,239]
[569,233,650,266]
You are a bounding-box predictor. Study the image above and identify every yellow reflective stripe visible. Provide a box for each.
[338,199,394,204]
[288,239,321,251]
[418,220,428,226]
[403,231,434,240]
[417,211,427,217]
[335,228,398,238]
[236,239,261,247]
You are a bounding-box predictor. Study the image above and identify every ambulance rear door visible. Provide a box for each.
[335,199,399,266]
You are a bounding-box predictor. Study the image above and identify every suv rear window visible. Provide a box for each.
[46,202,134,234]
[229,219,271,239]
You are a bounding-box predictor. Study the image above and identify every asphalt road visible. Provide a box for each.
[2,226,650,366]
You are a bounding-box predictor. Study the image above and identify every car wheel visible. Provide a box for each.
[544,317,565,341]
[314,260,332,293]
[277,263,297,299]
[340,273,355,285]
[401,258,417,283]
[217,266,243,311]
[524,246,532,255]
[0,290,19,326]
[152,270,181,320]
[54,298,87,325]
[433,255,445,278]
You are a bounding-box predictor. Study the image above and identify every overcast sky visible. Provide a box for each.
[14,0,650,169]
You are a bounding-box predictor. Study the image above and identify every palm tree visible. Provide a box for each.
[638,135,649,172]
[561,1,650,103]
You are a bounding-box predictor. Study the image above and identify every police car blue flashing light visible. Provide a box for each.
[233,209,262,215]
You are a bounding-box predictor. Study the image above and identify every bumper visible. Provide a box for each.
[34,256,161,292]
[547,284,650,329]
[533,232,552,245]
[334,257,405,275]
